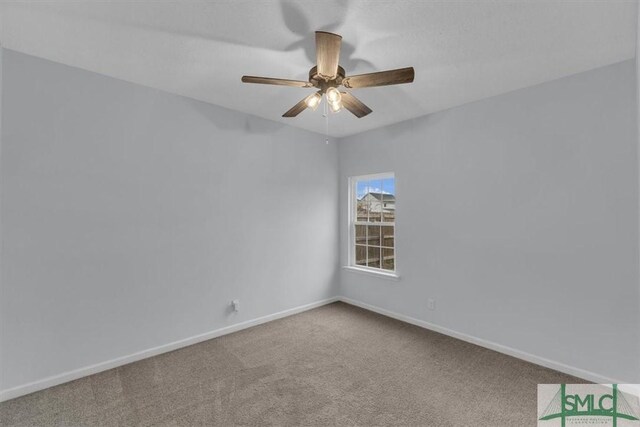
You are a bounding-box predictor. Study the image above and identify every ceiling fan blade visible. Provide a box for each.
[342,67,414,89]
[242,76,313,88]
[316,31,342,80]
[282,99,308,117]
[341,92,372,118]
[282,92,321,117]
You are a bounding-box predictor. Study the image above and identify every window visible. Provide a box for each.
[349,173,395,273]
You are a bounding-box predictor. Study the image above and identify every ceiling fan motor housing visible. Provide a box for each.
[309,65,346,92]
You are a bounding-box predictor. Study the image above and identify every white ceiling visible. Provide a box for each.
[1,1,637,137]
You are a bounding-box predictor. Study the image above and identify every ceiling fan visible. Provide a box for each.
[241,31,415,118]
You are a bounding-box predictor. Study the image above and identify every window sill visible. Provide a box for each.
[342,266,401,281]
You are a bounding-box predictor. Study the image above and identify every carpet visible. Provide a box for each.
[0,302,584,426]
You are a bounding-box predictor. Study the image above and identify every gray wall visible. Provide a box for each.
[0,50,338,391]
[338,60,640,383]
[1,48,638,393]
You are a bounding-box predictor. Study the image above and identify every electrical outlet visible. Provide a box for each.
[231,300,240,312]
[427,298,436,311]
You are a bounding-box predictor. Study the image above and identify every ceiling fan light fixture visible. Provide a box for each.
[329,100,343,113]
[325,87,342,104]
[305,92,322,110]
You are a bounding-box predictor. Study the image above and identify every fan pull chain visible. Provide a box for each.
[323,95,329,144]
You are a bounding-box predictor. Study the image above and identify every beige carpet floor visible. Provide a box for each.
[1,302,584,426]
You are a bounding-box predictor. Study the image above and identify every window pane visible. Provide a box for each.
[355,245,367,266]
[356,195,369,222]
[381,226,394,248]
[382,178,395,222]
[355,225,367,245]
[367,246,381,268]
[367,225,381,246]
[356,202,369,221]
[356,180,370,200]
[368,179,383,222]
[382,248,395,271]
[356,180,370,221]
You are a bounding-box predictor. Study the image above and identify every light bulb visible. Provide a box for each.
[305,92,322,110]
[330,100,343,113]
[326,87,342,104]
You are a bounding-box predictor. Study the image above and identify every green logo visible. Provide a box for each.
[539,384,640,426]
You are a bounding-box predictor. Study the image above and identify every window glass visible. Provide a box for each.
[351,174,395,273]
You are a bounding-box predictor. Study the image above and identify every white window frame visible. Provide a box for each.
[346,172,399,279]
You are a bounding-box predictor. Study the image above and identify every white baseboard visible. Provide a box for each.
[2,295,630,403]
[337,296,625,385]
[0,297,338,403]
